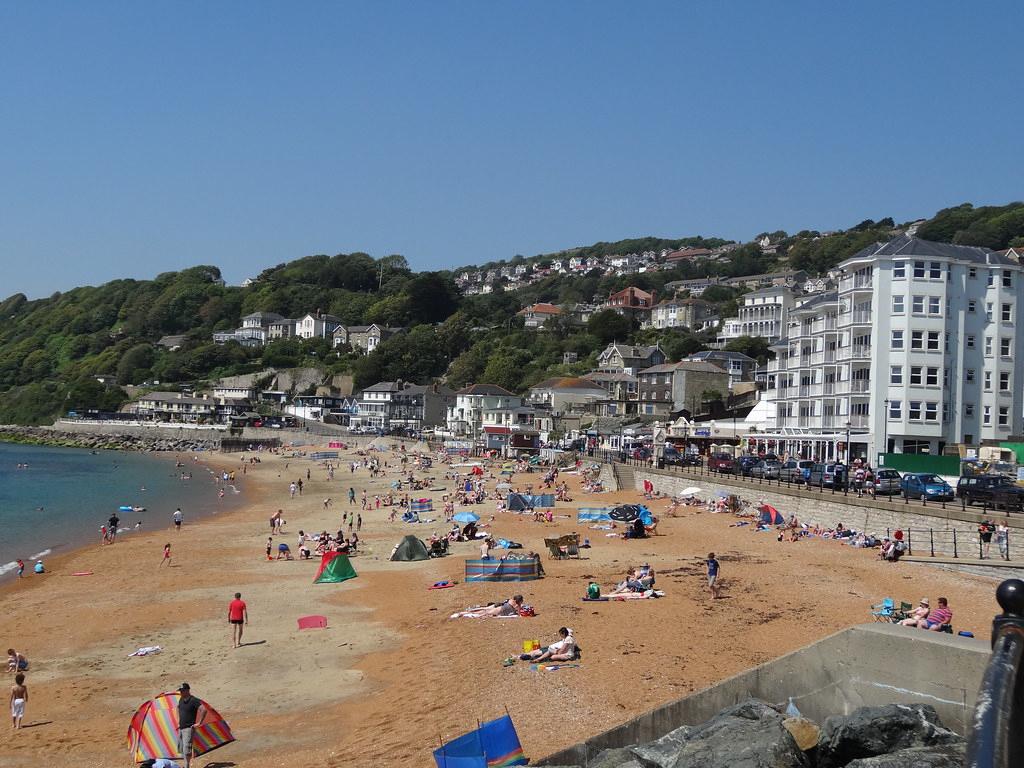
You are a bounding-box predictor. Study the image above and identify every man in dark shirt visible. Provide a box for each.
[176,683,207,768]
[108,513,120,543]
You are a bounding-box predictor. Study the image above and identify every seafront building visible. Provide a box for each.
[762,236,1024,461]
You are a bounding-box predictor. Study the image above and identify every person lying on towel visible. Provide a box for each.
[451,595,524,619]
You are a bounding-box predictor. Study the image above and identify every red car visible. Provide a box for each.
[708,454,736,474]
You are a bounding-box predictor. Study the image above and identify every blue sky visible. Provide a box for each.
[1,2,1021,297]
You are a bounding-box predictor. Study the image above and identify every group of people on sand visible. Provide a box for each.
[899,597,954,631]
[7,649,29,730]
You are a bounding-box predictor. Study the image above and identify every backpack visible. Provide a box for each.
[587,582,601,600]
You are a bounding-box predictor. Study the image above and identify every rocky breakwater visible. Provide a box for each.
[0,425,220,453]
[547,700,964,768]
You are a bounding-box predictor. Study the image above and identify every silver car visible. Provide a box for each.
[750,459,782,479]
[868,468,902,496]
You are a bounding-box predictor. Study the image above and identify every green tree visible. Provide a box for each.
[586,310,632,345]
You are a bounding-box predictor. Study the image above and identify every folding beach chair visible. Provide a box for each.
[870,598,895,622]
[895,601,914,623]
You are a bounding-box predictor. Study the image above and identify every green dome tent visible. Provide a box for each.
[390,535,430,562]
[313,552,358,583]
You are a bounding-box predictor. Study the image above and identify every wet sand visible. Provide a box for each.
[0,441,1002,767]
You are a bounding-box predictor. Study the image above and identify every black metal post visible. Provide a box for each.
[930,529,934,558]
[954,529,958,559]
[907,529,912,555]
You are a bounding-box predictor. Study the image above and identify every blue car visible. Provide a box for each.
[900,473,954,501]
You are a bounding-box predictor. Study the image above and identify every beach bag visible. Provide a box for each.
[519,605,536,617]
[587,582,601,600]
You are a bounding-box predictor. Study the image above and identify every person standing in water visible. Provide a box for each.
[173,508,183,531]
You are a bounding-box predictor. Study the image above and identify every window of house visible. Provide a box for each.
[925,402,938,421]
[987,302,993,321]
[1000,406,1009,426]
[912,295,924,313]
[929,296,941,315]
[913,261,925,278]
[892,295,904,313]
[910,331,923,350]
[893,261,906,279]
[891,330,904,350]
[909,366,922,385]
[969,267,977,279]
[927,367,939,386]
[888,400,902,418]
[986,337,993,356]
[927,331,940,351]
[966,403,975,417]
[969,300,977,312]
[1002,303,1012,322]
[967,335,975,348]
[1003,270,1013,288]
[988,272,995,286]
[943,401,950,422]
[909,401,922,420]
[985,371,992,391]
[1002,338,1011,357]
[967,369,976,383]
[984,405,992,425]
[890,365,903,384]
[930,262,941,279]
[1001,372,1010,391]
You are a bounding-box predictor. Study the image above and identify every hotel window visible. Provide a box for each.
[892,295,905,313]
[927,367,939,386]
[927,331,940,351]
[1000,372,1010,391]
[1002,303,1012,322]
[1002,338,1012,357]
[985,337,993,355]
[969,300,977,312]
[989,272,995,286]
[985,371,992,391]
[909,401,922,420]
[967,335,976,348]
[969,267,977,279]
[987,302,993,321]
[966,404,975,417]
[893,261,906,279]
[913,261,926,278]
[911,331,923,350]
[912,295,925,313]
[943,367,949,386]
[929,296,941,315]
[984,405,992,425]
[966,369,976,383]
[888,400,902,418]
[930,262,941,279]
[909,366,922,385]
[891,330,904,350]
[1000,406,1010,426]
[1004,270,1013,288]
[943,401,950,422]
[925,402,938,421]
[890,366,903,385]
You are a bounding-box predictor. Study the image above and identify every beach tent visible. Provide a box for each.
[453,511,480,524]
[465,558,541,582]
[127,691,234,763]
[313,552,358,584]
[411,498,433,514]
[759,504,785,526]
[577,507,613,523]
[390,535,430,562]
[434,713,528,767]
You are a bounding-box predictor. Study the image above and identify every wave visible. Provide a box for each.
[29,548,51,561]
[0,561,18,576]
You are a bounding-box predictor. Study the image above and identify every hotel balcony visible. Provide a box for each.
[836,345,871,361]
[838,310,873,326]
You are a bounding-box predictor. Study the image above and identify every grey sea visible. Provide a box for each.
[0,442,242,576]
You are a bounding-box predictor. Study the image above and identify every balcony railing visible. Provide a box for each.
[838,310,873,325]
[837,345,871,361]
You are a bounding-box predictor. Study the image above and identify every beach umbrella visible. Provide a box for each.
[453,511,480,524]
[609,505,640,523]
[127,691,234,762]
[678,487,703,497]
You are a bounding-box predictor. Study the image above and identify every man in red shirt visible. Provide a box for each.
[228,592,248,648]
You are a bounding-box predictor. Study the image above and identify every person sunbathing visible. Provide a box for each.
[900,598,930,626]
[609,568,644,595]
[521,627,577,662]
[453,595,524,618]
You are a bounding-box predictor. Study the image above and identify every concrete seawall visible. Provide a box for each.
[539,623,988,766]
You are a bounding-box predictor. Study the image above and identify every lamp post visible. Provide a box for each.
[882,399,890,466]
[845,420,852,464]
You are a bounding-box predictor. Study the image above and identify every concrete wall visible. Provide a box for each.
[539,623,989,766]
[629,466,1024,558]
[49,420,224,441]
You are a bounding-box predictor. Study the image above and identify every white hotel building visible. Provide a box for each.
[763,236,1024,462]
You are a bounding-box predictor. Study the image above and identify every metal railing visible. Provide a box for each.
[967,578,1024,768]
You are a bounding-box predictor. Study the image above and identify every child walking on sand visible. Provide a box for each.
[10,673,27,729]
[706,552,720,599]
[160,543,171,567]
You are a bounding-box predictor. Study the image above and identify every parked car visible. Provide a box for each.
[779,460,814,483]
[662,447,701,467]
[808,462,847,488]
[750,459,782,479]
[900,473,955,501]
[956,474,1024,510]
[708,454,737,474]
[867,468,902,496]
[737,455,760,476]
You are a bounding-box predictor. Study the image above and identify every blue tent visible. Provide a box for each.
[433,714,527,768]
[577,508,612,523]
[453,511,480,524]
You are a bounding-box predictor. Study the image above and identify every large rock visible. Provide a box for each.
[842,743,967,767]
[669,699,808,768]
[817,705,962,768]
[629,725,693,768]
[590,746,644,768]
[783,717,821,752]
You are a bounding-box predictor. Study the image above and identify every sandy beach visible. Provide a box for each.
[0,440,1004,768]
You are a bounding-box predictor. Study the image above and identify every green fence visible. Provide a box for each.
[999,442,1024,465]
[876,452,961,476]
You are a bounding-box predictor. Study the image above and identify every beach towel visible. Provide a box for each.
[128,646,162,657]
[611,590,664,600]
[429,580,457,590]
[530,663,581,672]
[297,615,328,630]
[581,597,610,602]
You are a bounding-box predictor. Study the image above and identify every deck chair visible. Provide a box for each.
[895,601,914,622]
[870,598,895,622]
[561,533,581,559]
[297,615,328,630]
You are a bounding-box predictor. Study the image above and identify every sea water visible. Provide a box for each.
[0,442,243,576]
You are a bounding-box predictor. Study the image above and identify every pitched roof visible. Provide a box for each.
[641,361,728,375]
[456,383,518,397]
[843,235,1009,265]
[686,350,755,363]
[530,376,606,393]
[518,302,562,315]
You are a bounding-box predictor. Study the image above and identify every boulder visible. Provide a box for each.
[629,725,693,768]
[590,746,644,768]
[670,700,808,768]
[783,717,821,752]
[842,743,967,767]
[817,704,962,768]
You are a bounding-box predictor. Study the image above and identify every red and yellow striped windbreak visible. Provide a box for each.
[127,692,234,762]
